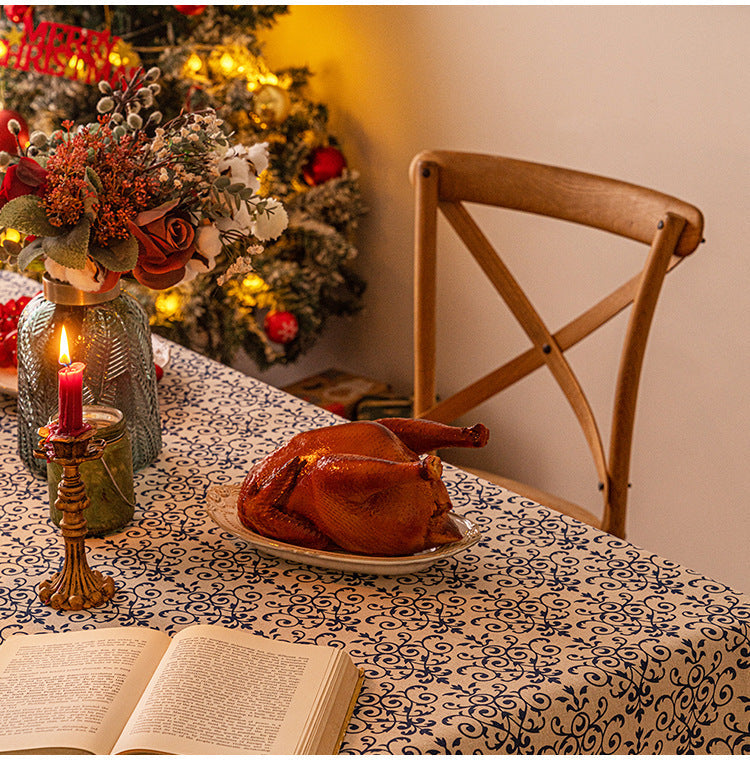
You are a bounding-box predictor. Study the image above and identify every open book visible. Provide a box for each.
[0,624,363,755]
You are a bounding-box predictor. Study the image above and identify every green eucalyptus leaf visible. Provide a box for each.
[89,235,139,272]
[41,219,91,269]
[17,238,44,270]
[0,195,60,236]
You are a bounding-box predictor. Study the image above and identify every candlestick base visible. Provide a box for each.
[38,566,116,611]
[35,425,116,610]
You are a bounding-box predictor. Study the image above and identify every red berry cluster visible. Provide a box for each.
[0,295,33,368]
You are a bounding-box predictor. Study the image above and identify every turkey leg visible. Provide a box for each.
[375,418,489,455]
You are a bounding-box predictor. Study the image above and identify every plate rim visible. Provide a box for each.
[0,366,16,396]
[205,481,481,573]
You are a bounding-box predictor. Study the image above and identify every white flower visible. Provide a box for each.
[244,142,270,175]
[217,142,270,194]
[44,257,113,292]
[214,207,252,237]
[183,224,222,283]
[251,198,288,241]
[198,224,223,258]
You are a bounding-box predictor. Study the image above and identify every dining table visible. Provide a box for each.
[0,268,748,755]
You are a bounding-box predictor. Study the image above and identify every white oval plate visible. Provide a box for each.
[0,365,16,397]
[0,334,171,397]
[206,482,482,575]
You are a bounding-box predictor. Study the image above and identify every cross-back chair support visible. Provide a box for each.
[410,150,704,538]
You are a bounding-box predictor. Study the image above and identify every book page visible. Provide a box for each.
[0,627,170,755]
[112,624,341,755]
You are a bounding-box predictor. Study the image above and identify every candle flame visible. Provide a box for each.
[59,326,71,365]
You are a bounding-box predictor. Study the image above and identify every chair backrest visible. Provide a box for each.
[410,150,704,538]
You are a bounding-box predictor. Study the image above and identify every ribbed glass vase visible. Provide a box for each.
[16,275,162,478]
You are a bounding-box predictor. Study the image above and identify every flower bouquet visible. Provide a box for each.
[0,66,287,293]
[0,66,287,478]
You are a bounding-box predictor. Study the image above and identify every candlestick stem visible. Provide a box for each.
[35,427,115,610]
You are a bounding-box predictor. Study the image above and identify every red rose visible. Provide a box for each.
[0,157,48,207]
[127,201,197,289]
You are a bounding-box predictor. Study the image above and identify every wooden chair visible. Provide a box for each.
[410,150,704,538]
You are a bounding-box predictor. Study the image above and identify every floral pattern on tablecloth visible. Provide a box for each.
[0,271,748,754]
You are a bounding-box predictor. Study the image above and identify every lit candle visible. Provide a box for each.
[57,326,85,436]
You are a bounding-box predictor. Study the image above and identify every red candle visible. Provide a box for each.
[57,326,85,435]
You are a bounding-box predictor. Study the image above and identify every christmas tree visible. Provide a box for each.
[0,4,366,368]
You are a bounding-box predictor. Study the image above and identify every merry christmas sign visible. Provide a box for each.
[0,15,139,85]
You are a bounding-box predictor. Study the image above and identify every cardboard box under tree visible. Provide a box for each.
[283,368,411,420]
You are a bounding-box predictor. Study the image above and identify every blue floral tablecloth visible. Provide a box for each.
[1,270,748,754]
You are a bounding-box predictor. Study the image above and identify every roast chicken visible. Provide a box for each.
[237,417,489,556]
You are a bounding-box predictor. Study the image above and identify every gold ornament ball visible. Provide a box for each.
[252,84,291,125]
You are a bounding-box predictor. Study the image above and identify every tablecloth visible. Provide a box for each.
[1,270,748,754]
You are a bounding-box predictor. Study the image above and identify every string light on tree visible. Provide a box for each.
[154,291,183,322]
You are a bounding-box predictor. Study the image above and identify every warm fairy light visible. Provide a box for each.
[242,274,267,293]
[154,291,182,320]
[247,73,279,91]
[246,71,292,92]
[218,52,236,76]
[236,274,271,308]
[0,228,21,244]
[181,51,209,83]
[59,326,71,365]
[65,55,88,81]
[185,52,204,75]
[109,40,139,69]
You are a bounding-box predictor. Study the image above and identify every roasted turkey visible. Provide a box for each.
[237,417,489,556]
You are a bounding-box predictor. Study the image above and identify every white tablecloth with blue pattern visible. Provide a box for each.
[0,270,748,754]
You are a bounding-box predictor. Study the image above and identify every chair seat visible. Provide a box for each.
[458,465,603,530]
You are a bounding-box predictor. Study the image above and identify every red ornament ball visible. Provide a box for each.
[174,5,206,15]
[3,5,30,23]
[0,109,29,155]
[303,146,347,186]
[264,310,299,344]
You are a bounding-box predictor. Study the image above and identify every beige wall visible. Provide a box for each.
[242,5,750,592]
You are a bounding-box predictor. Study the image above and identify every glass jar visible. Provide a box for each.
[16,275,162,478]
[47,405,136,536]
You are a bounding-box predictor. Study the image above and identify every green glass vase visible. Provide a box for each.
[16,275,162,478]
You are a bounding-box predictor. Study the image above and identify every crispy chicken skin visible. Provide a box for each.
[237,418,488,555]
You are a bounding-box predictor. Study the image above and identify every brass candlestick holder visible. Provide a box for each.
[34,424,116,610]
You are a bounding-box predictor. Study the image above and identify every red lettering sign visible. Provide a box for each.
[0,17,140,85]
